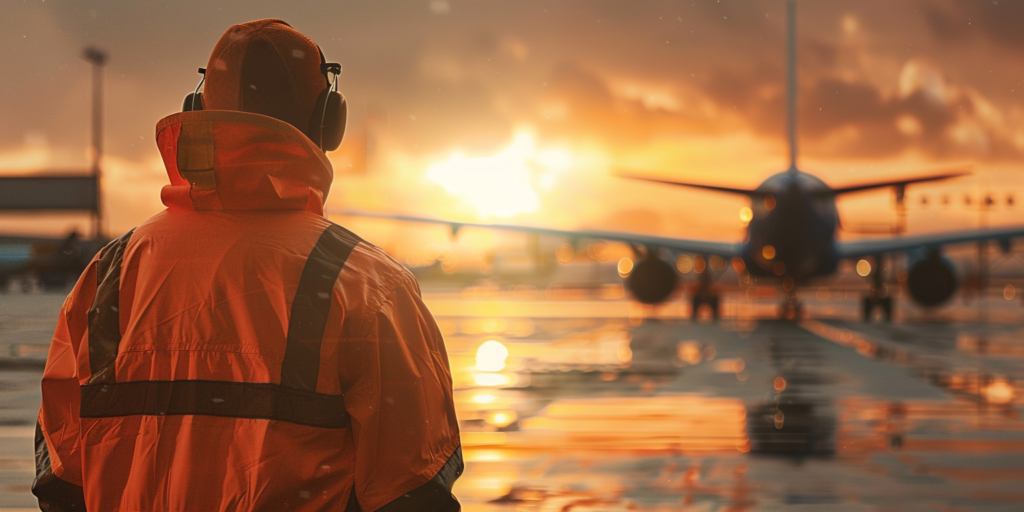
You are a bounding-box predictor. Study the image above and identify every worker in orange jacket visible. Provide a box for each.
[32,19,461,512]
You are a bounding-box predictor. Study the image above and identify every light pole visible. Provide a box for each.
[83,46,107,240]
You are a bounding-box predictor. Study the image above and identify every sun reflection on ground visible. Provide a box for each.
[475,339,509,372]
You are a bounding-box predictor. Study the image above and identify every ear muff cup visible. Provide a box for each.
[305,89,347,151]
[182,92,204,112]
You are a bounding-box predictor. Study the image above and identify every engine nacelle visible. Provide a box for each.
[906,250,957,307]
[626,257,678,304]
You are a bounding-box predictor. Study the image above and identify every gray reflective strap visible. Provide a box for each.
[280,224,361,391]
[87,229,134,384]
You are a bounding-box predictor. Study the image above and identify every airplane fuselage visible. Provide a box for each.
[741,170,840,280]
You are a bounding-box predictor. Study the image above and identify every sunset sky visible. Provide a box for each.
[2,0,1023,256]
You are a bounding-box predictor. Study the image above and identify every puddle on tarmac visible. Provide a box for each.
[441,302,1024,511]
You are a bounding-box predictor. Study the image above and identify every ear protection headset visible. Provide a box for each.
[182,48,347,151]
[182,68,206,113]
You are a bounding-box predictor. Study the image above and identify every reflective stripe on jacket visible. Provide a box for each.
[33,110,462,512]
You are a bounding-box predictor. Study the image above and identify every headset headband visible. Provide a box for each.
[183,43,346,151]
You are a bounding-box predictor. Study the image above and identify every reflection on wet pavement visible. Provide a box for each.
[440,301,1024,511]
[4,293,1024,510]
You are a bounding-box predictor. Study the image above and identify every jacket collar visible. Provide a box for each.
[155,110,333,214]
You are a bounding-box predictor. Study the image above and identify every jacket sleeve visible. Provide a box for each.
[346,273,462,512]
[32,258,97,512]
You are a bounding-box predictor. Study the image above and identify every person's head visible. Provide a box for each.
[199,19,345,150]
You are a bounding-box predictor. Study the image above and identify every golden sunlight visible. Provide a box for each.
[981,379,1015,405]
[425,132,572,219]
[739,206,753,223]
[476,340,510,372]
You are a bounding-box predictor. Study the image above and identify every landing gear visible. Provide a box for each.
[690,262,720,320]
[782,296,802,320]
[691,294,720,320]
[779,277,801,320]
[862,295,893,322]
[862,255,894,322]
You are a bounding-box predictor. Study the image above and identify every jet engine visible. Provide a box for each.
[626,257,678,304]
[905,250,957,307]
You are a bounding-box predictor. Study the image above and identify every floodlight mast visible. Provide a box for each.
[83,46,107,240]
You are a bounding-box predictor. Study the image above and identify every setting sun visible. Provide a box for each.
[425,132,573,219]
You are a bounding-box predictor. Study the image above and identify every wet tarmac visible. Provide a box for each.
[2,290,1024,510]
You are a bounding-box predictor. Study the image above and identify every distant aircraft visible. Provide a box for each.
[0,232,99,291]
[334,1,1024,321]
[0,175,103,292]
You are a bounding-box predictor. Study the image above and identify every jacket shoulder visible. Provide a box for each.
[325,222,417,308]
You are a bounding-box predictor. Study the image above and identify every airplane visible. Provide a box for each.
[0,175,104,292]
[0,232,100,292]
[332,0,1024,321]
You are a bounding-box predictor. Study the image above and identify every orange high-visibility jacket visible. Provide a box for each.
[32,110,462,512]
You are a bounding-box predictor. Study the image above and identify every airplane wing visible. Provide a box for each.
[615,171,759,196]
[329,209,745,258]
[619,167,970,198]
[823,167,970,196]
[837,226,1024,259]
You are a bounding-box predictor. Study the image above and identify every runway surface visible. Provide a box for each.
[1,290,1023,511]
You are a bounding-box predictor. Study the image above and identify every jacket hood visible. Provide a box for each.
[156,110,333,214]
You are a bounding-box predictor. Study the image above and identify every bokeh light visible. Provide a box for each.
[856,259,872,277]
[617,257,633,277]
[476,340,510,372]
[739,206,753,223]
[676,255,693,274]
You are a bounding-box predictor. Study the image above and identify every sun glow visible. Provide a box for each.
[476,340,510,372]
[739,206,753,223]
[425,132,572,219]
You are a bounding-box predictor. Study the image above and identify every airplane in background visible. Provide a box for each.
[0,232,100,291]
[0,173,103,292]
[0,156,104,295]
[334,0,1024,321]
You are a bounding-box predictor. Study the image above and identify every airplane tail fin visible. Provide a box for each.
[786,0,798,173]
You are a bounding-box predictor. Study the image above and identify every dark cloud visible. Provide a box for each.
[9,0,1024,237]
[536,54,1023,162]
[803,80,921,157]
[801,76,1021,160]
[539,62,733,146]
[924,0,1024,50]
[2,0,1023,169]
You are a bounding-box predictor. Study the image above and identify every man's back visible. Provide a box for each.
[33,103,461,511]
